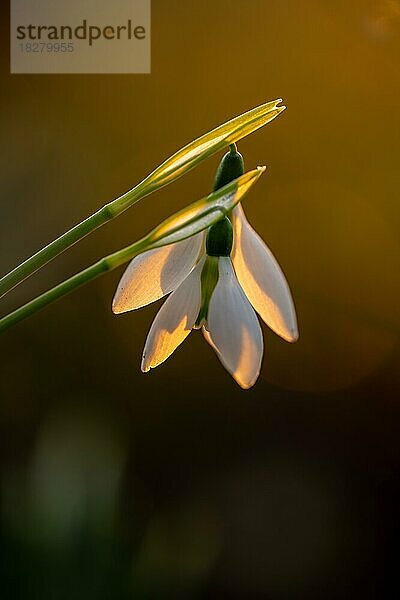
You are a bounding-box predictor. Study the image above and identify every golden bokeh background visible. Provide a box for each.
[1,1,399,598]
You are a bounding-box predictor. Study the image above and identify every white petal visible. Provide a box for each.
[204,257,263,389]
[141,257,204,372]
[112,233,204,313]
[231,204,298,342]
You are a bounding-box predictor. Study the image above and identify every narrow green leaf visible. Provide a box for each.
[115,99,284,209]
[0,100,283,298]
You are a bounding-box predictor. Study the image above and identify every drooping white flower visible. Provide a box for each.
[112,205,298,389]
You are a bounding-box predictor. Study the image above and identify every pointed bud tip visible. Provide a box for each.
[259,98,285,112]
[271,98,285,108]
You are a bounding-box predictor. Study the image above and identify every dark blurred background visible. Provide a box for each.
[1,1,400,598]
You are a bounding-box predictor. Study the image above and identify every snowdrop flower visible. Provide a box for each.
[113,148,298,389]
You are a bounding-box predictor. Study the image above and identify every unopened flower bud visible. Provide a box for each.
[213,145,244,192]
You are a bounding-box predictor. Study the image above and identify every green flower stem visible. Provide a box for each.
[0,239,142,334]
[0,99,284,299]
[0,164,266,333]
[0,206,218,334]
[0,209,207,334]
[0,179,151,299]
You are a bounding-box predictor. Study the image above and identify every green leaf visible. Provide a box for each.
[0,100,283,299]
[117,100,284,209]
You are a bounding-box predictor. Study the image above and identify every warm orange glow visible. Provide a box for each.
[232,325,262,390]
[142,314,193,372]
[231,206,298,343]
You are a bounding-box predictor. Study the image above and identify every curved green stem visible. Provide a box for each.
[0,180,150,299]
[0,99,284,299]
[0,237,147,334]
[0,166,265,333]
